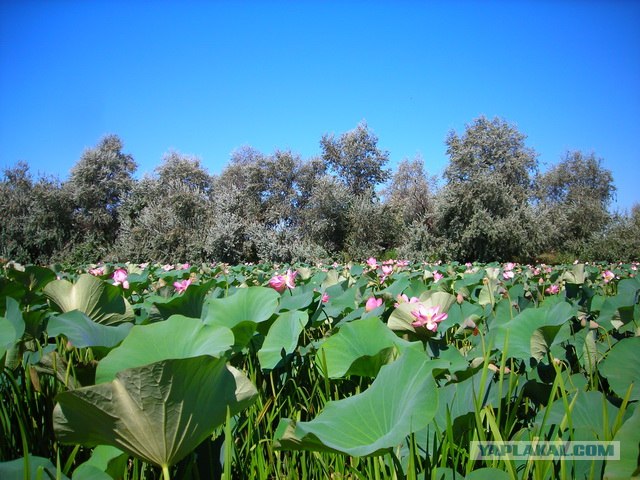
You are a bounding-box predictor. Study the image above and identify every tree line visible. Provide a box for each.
[1,116,638,265]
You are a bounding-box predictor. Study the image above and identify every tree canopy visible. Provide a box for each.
[320,121,390,196]
[1,118,634,264]
[437,116,543,262]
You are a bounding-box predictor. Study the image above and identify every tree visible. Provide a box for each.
[344,192,400,260]
[383,157,441,261]
[0,162,34,262]
[538,150,615,252]
[0,163,73,263]
[155,151,214,193]
[27,176,74,263]
[218,146,269,225]
[437,116,543,262]
[582,204,640,262]
[294,156,326,211]
[320,122,390,196]
[66,135,137,248]
[214,148,333,262]
[114,152,212,262]
[383,156,436,227]
[298,175,352,255]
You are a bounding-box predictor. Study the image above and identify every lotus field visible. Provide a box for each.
[1,259,639,479]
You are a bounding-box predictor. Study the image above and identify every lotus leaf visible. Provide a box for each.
[603,404,640,480]
[54,356,257,469]
[274,344,439,457]
[44,274,134,325]
[316,315,411,378]
[95,315,233,383]
[47,310,133,349]
[258,310,307,370]
[599,337,640,402]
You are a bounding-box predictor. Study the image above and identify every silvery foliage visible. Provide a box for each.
[382,156,437,227]
[537,150,616,253]
[344,192,400,261]
[244,221,330,264]
[437,116,544,262]
[0,163,73,263]
[297,175,352,255]
[116,178,212,262]
[115,152,214,262]
[580,204,640,262]
[203,183,249,264]
[66,135,137,246]
[321,121,390,196]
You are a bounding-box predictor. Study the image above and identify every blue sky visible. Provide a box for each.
[1,1,639,211]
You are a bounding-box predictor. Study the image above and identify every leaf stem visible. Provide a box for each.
[162,465,171,480]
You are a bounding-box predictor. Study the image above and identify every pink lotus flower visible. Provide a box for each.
[268,269,297,293]
[366,257,378,269]
[602,270,615,283]
[112,269,129,289]
[174,278,192,293]
[433,271,444,282]
[545,284,560,295]
[162,264,174,271]
[365,296,383,312]
[321,292,330,303]
[269,275,286,293]
[284,269,297,288]
[504,262,515,271]
[503,270,515,280]
[89,266,105,276]
[382,265,393,276]
[410,305,448,332]
[179,263,191,270]
[394,293,419,308]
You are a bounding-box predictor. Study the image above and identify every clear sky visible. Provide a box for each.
[1,0,638,211]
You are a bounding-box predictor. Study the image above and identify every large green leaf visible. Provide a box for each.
[203,287,279,348]
[151,279,217,320]
[54,356,258,469]
[72,445,127,480]
[533,391,620,440]
[316,316,410,378]
[277,287,314,312]
[258,310,307,370]
[563,263,586,284]
[0,297,25,363]
[466,468,512,480]
[95,315,233,383]
[599,337,640,402]
[0,455,68,480]
[6,265,57,297]
[432,369,500,431]
[203,286,279,326]
[321,281,360,318]
[490,301,575,362]
[44,274,134,325]
[47,310,133,349]
[603,404,640,480]
[274,344,439,457]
